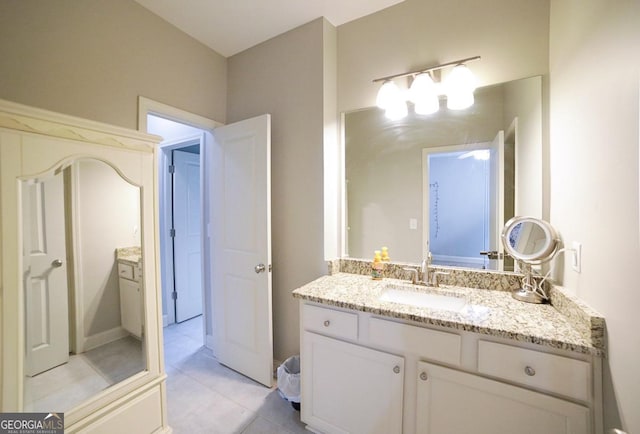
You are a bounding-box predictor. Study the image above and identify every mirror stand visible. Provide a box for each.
[512,261,547,304]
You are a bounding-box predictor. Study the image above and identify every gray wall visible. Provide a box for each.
[549,0,640,431]
[0,0,227,129]
[227,18,332,361]
[75,160,140,339]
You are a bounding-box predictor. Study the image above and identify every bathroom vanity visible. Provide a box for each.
[0,99,169,432]
[117,247,144,339]
[294,268,604,434]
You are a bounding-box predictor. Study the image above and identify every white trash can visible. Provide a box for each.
[277,355,300,410]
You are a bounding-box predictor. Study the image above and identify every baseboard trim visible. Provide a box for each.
[82,326,129,352]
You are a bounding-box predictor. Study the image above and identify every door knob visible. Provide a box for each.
[254,263,266,274]
[479,251,502,260]
[51,259,63,268]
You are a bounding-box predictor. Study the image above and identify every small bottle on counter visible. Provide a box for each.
[381,246,390,262]
[372,250,384,280]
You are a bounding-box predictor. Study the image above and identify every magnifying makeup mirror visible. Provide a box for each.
[501,216,559,303]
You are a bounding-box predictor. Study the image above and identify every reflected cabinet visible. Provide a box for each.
[0,99,169,433]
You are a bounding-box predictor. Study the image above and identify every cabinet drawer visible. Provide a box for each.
[117,262,134,280]
[478,340,591,402]
[369,317,461,366]
[302,304,358,341]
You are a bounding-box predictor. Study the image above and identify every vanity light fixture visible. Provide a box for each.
[373,56,480,120]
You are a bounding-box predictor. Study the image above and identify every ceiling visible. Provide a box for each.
[134,0,405,57]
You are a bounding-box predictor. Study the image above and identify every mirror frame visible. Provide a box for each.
[501,216,559,264]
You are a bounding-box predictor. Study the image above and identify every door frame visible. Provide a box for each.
[138,97,222,350]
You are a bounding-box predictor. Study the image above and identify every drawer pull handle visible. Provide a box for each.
[524,366,536,376]
[420,372,428,381]
[393,365,400,374]
[323,320,330,327]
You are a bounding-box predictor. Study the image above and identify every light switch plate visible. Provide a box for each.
[409,218,418,230]
[572,242,582,273]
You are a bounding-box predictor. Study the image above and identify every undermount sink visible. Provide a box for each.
[379,287,467,312]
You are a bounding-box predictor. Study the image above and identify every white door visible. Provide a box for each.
[211,114,273,387]
[416,361,590,434]
[302,332,404,434]
[22,173,70,376]
[489,130,505,270]
[173,150,203,322]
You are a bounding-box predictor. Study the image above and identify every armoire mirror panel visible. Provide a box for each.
[21,158,146,413]
[345,75,543,269]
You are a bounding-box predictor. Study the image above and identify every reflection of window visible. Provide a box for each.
[509,223,522,248]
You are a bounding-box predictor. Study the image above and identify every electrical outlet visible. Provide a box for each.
[572,242,582,273]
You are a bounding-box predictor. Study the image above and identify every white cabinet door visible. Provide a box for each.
[119,278,142,338]
[302,332,404,434]
[416,361,590,434]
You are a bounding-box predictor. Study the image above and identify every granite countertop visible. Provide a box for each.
[115,246,141,266]
[293,272,603,356]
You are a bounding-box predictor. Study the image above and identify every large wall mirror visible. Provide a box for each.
[21,158,146,412]
[345,75,542,270]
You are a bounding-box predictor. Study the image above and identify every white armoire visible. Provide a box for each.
[0,98,169,433]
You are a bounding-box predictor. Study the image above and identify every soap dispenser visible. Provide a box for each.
[381,246,390,262]
[372,250,384,280]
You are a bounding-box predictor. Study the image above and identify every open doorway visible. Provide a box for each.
[422,132,504,270]
[147,114,207,346]
[138,98,222,355]
[147,114,205,326]
[139,97,274,388]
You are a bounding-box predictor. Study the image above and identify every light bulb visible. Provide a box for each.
[410,73,439,115]
[444,64,477,110]
[376,80,400,110]
[385,99,408,120]
[447,90,474,110]
[445,64,477,92]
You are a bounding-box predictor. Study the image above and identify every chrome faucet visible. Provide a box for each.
[402,267,419,284]
[420,251,433,284]
[430,270,450,287]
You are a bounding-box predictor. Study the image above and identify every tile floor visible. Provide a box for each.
[163,316,307,434]
[24,336,144,412]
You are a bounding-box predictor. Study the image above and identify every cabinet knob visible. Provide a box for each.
[51,259,63,268]
[524,366,536,376]
[420,372,428,381]
[393,365,400,374]
[323,320,330,327]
